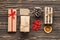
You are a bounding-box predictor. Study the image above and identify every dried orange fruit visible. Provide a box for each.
[44,26,52,33]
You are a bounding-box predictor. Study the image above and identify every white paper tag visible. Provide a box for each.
[20,8,30,15]
[8,8,17,32]
[20,16,30,32]
[44,7,53,24]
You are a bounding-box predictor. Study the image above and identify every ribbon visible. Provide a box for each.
[8,9,16,32]
[32,20,41,31]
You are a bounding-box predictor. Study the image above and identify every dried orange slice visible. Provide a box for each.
[44,26,52,33]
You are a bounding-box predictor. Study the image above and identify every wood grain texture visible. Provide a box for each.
[0,0,60,40]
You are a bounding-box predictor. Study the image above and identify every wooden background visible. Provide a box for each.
[0,0,60,40]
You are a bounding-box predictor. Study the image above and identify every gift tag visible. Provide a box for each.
[8,8,17,32]
[44,7,53,24]
[20,16,30,32]
[20,8,30,15]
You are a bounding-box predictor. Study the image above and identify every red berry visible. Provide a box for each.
[32,20,41,31]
